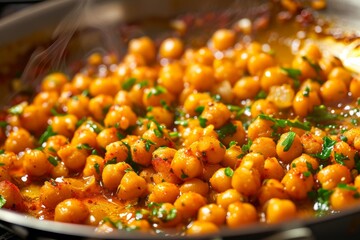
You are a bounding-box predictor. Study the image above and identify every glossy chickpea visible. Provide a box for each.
[189,136,226,164]
[216,189,244,210]
[132,66,158,83]
[194,47,214,66]
[210,167,233,192]
[300,42,322,62]
[330,187,360,211]
[214,58,242,85]
[65,95,90,119]
[220,121,246,147]
[200,101,231,129]
[41,72,68,93]
[226,201,257,228]
[142,86,175,107]
[276,132,303,164]
[129,36,156,63]
[71,73,91,92]
[82,155,104,180]
[19,104,49,134]
[89,77,120,97]
[182,124,218,147]
[328,67,352,87]
[117,171,147,200]
[343,128,360,148]
[131,138,155,167]
[180,178,209,197]
[22,149,52,177]
[183,92,212,116]
[104,141,129,163]
[267,84,296,109]
[250,137,276,159]
[211,28,235,51]
[88,95,114,122]
[187,221,219,235]
[50,114,78,138]
[96,127,121,149]
[265,198,296,224]
[292,55,318,81]
[197,203,226,225]
[146,107,174,128]
[174,191,207,219]
[158,62,184,95]
[114,90,132,107]
[247,53,276,76]
[317,164,352,190]
[71,128,98,149]
[247,118,275,141]
[102,162,131,191]
[263,157,285,181]
[127,219,151,232]
[240,153,265,176]
[40,181,72,209]
[250,99,278,118]
[51,161,69,178]
[33,91,59,113]
[260,67,290,92]
[159,38,184,59]
[58,144,88,172]
[258,179,288,206]
[202,163,222,182]
[153,203,182,228]
[330,141,356,169]
[0,166,10,181]
[104,105,137,130]
[290,154,319,172]
[122,52,146,69]
[0,180,25,211]
[233,76,261,100]
[300,132,323,155]
[320,79,348,103]
[221,145,242,168]
[350,76,360,99]
[54,198,90,223]
[281,167,314,200]
[148,182,179,203]
[4,128,35,153]
[171,148,203,180]
[231,167,261,196]
[151,147,178,181]
[184,64,215,92]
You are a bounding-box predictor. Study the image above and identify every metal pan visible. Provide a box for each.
[1,0,360,239]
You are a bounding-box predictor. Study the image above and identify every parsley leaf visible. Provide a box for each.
[174,120,188,127]
[47,156,59,166]
[303,86,310,97]
[0,121,8,128]
[121,141,139,172]
[195,106,205,115]
[0,195,6,208]
[306,105,341,124]
[281,67,301,88]
[39,126,57,145]
[198,117,207,128]
[312,136,336,161]
[94,163,100,174]
[147,86,167,99]
[313,188,333,216]
[216,122,237,140]
[281,131,296,152]
[258,114,311,131]
[302,56,321,73]
[122,78,136,91]
[143,138,155,152]
[8,102,27,115]
[224,167,234,177]
[334,152,348,165]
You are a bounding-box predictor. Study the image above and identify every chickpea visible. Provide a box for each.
[71,128,98,149]
[51,161,69,178]
[182,124,218,147]
[197,203,226,225]
[290,154,319,172]
[276,132,303,164]
[350,76,360,99]
[58,144,88,172]
[240,153,265,176]
[216,189,244,210]
[258,179,288,206]
[82,155,104,180]
[0,166,10,181]
[293,89,321,117]
[142,86,175,108]
[159,38,183,59]
[184,64,215,92]
[180,178,209,197]
[281,167,314,200]
[129,36,156,63]
[250,99,278,118]
[233,76,261,100]
[117,171,147,200]
[54,198,90,223]
[0,180,25,211]
[19,105,49,134]
[146,107,174,128]
[300,43,322,62]
[171,148,203,180]
[328,67,352,87]
[41,72,68,93]
[317,164,352,190]
[321,79,348,104]
[43,135,69,156]
[211,28,236,51]
[40,181,72,209]
[247,53,276,76]
[221,145,242,168]
[202,163,222,182]
[250,137,276,159]
[4,128,35,153]
[22,149,52,177]
[226,201,257,228]
[330,141,356,169]
[88,95,114,122]
[210,168,233,193]
[50,114,78,138]
[300,132,323,155]
[104,105,137,130]
[33,91,59,113]
[343,128,360,150]
[260,67,290,92]
[221,120,246,147]
[330,187,360,211]
[174,192,207,219]
[263,157,285,181]
[247,118,275,141]
[265,198,296,224]
[71,73,91,92]
[89,77,120,97]
[96,127,121,149]
[194,47,214,66]
[114,90,132,107]
[231,167,261,196]
[189,136,226,164]
[158,62,184,95]
[186,221,219,235]
[102,162,132,191]
[148,182,179,203]
[292,55,319,81]
[141,123,173,148]
[200,101,231,129]
[214,58,242,85]
[151,147,181,183]
[183,92,212,116]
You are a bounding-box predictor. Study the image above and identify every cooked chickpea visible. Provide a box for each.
[210,168,233,193]
[22,149,52,177]
[142,86,175,108]
[276,131,303,164]
[233,76,261,100]
[317,164,352,190]
[184,64,215,92]
[265,198,297,223]
[292,55,319,81]
[187,221,219,235]
[19,105,49,134]
[328,67,352,87]
[82,155,104,180]
[260,67,290,92]
[146,107,174,128]
[183,92,212,116]
[211,28,236,51]
[330,141,355,169]
[171,148,203,180]
[50,114,78,138]
[33,91,59,113]
[102,162,132,191]
[263,157,285,181]
[41,72,68,93]
[158,62,184,95]
[54,198,90,223]
[104,105,137,130]
[290,154,319,172]
[4,128,35,153]
[330,187,360,211]
[320,79,348,103]
[281,167,314,200]
[197,203,226,225]
[159,38,184,59]
[71,128,98,149]
[117,171,147,200]
[0,180,25,211]
[250,137,276,159]
[129,36,156,63]
[96,127,121,149]
[350,76,360,99]
[189,136,226,164]
[104,140,130,164]
[180,178,209,197]
[216,189,244,210]
[174,192,207,219]
[40,181,72,209]
[258,179,288,206]
[293,89,321,117]
[240,153,265,176]
[231,167,261,196]
[58,144,88,172]
[148,182,179,203]
[200,101,231,129]
[221,145,242,168]
[247,53,276,76]
[250,99,279,118]
[88,95,114,122]
[194,47,214,66]
[300,132,323,155]
[226,201,257,228]
[214,58,242,85]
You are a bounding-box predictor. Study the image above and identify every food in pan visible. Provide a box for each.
[1,0,360,236]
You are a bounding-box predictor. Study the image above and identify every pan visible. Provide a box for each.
[0,0,360,239]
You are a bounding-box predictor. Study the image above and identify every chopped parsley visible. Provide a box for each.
[105,158,117,165]
[216,122,237,140]
[39,126,57,145]
[303,86,310,97]
[121,141,139,172]
[281,131,296,152]
[258,114,311,131]
[195,106,205,115]
[255,90,267,100]
[224,167,234,177]
[238,139,252,158]
[180,171,188,179]
[0,163,4,167]
[0,121,8,128]
[47,156,59,166]
[169,131,180,138]
[174,119,188,127]
[312,188,333,216]
[0,150,4,155]
[334,152,348,165]
[0,195,6,208]
[337,183,360,199]
[312,136,336,161]
[76,143,93,151]
[94,163,100,174]
[303,171,311,177]
[160,100,171,111]
[122,77,136,91]
[355,152,360,172]
[281,67,301,89]
[50,108,66,116]
[198,117,207,128]
[86,121,102,134]
[306,105,341,124]
[302,56,321,73]
[8,102,26,115]
[227,105,245,119]
[147,86,167,99]
[229,141,237,148]
[143,138,155,152]
[75,117,87,129]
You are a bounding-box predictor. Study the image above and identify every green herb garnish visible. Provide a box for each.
[47,156,59,166]
[281,131,296,152]
[0,195,6,208]
[334,152,348,165]
[216,122,237,140]
[147,86,167,99]
[224,167,234,177]
[198,117,207,128]
[39,126,57,145]
[122,78,136,91]
[195,106,205,115]
[281,67,301,88]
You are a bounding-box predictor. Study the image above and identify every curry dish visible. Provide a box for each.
[1,0,360,236]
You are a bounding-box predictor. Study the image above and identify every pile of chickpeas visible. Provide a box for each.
[0,26,360,236]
